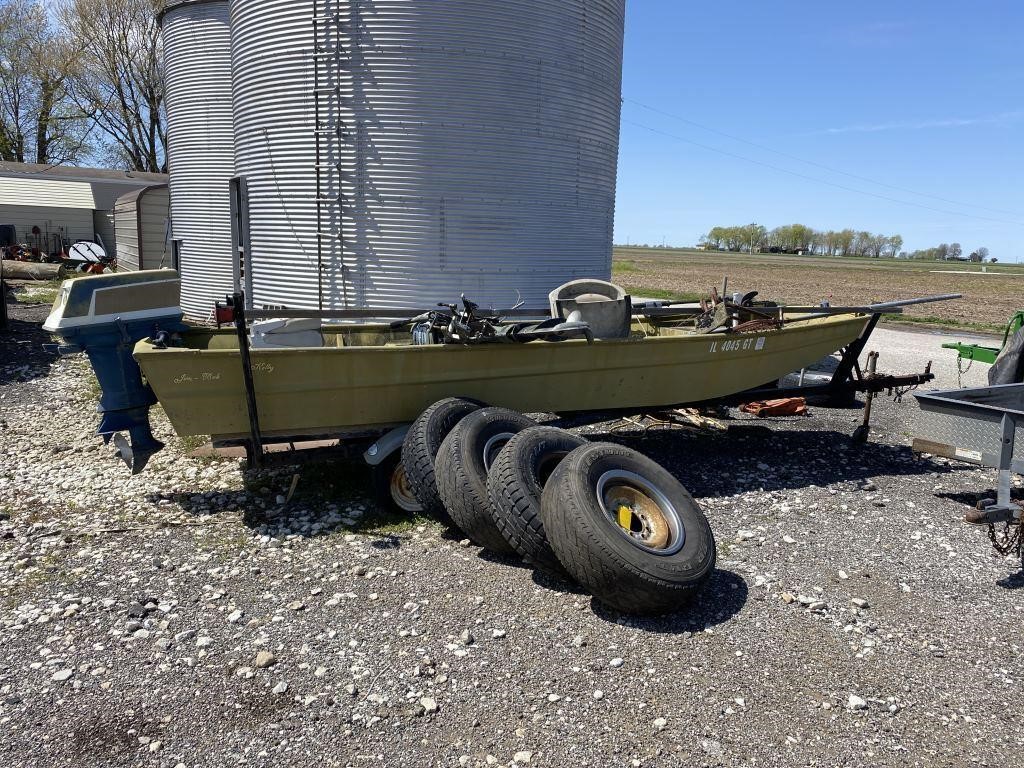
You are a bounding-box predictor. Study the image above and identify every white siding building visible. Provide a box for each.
[0,162,167,259]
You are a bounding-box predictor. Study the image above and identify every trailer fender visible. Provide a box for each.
[364,425,411,467]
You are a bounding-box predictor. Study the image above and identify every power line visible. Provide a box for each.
[624,98,1023,220]
[621,118,1024,228]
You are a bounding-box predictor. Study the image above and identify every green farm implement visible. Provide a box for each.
[943,311,1024,366]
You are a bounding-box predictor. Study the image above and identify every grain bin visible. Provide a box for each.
[160,0,235,319]
[230,0,625,311]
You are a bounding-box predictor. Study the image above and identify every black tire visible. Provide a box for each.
[435,407,536,553]
[402,398,483,520]
[541,443,715,616]
[486,426,587,579]
[371,451,424,515]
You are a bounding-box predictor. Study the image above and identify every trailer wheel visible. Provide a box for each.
[486,426,587,579]
[541,443,715,616]
[402,397,483,520]
[372,452,424,514]
[435,407,536,554]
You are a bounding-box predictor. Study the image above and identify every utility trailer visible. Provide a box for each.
[914,384,1024,564]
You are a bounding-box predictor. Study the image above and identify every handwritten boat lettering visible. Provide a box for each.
[174,372,223,384]
[709,337,766,354]
[252,362,275,373]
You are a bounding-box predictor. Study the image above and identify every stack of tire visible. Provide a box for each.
[400,398,716,616]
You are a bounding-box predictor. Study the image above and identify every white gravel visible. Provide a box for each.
[1,303,1022,767]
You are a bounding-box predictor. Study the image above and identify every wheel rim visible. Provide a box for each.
[482,431,516,472]
[597,470,685,555]
[390,463,423,513]
[536,451,569,487]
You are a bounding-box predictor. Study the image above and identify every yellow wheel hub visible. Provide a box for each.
[607,485,671,550]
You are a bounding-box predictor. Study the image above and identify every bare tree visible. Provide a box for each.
[58,0,166,172]
[0,0,36,161]
[0,0,90,164]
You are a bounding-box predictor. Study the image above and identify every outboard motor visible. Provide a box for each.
[43,269,187,472]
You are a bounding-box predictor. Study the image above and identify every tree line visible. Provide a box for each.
[0,0,165,172]
[702,223,903,258]
[701,223,992,262]
[904,243,991,262]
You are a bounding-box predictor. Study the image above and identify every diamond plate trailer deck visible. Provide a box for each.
[914,384,1024,528]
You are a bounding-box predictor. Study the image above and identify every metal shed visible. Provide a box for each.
[0,162,167,258]
[114,185,170,272]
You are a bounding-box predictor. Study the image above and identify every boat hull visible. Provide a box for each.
[135,315,869,439]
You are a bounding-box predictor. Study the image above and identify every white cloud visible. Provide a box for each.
[807,110,1024,136]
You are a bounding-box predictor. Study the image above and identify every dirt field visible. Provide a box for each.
[613,247,1023,332]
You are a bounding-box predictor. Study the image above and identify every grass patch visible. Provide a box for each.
[11,278,63,305]
[179,434,210,453]
[612,259,638,273]
[354,510,436,537]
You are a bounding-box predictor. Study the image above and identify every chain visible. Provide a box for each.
[956,356,973,388]
[987,520,1024,559]
[891,381,921,404]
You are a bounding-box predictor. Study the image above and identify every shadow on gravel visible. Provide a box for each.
[530,569,589,595]
[589,569,748,633]
[584,424,943,497]
[0,309,60,386]
[997,570,1024,589]
[937,487,1024,509]
[996,570,1024,589]
[477,547,534,571]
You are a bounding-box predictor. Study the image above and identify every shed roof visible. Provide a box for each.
[0,163,169,212]
[114,183,170,209]
[0,161,167,186]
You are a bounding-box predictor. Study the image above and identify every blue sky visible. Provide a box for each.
[615,1,1024,260]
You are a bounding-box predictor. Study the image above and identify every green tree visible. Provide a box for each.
[886,235,904,258]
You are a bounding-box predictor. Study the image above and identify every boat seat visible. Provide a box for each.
[250,318,324,349]
[549,279,632,339]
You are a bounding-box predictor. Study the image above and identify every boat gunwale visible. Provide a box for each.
[133,312,871,357]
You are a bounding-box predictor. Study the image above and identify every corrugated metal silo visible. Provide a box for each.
[161,0,235,319]
[230,0,625,311]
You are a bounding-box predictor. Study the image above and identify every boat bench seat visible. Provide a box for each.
[250,318,325,349]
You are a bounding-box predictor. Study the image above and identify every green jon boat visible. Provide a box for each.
[43,270,948,473]
[134,312,870,441]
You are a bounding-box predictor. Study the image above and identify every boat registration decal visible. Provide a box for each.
[709,336,766,354]
[173,372,224,384]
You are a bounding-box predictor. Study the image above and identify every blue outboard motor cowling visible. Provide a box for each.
[43,270,188,472]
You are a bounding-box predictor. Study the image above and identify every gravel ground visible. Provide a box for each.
[1,300,1022,768]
